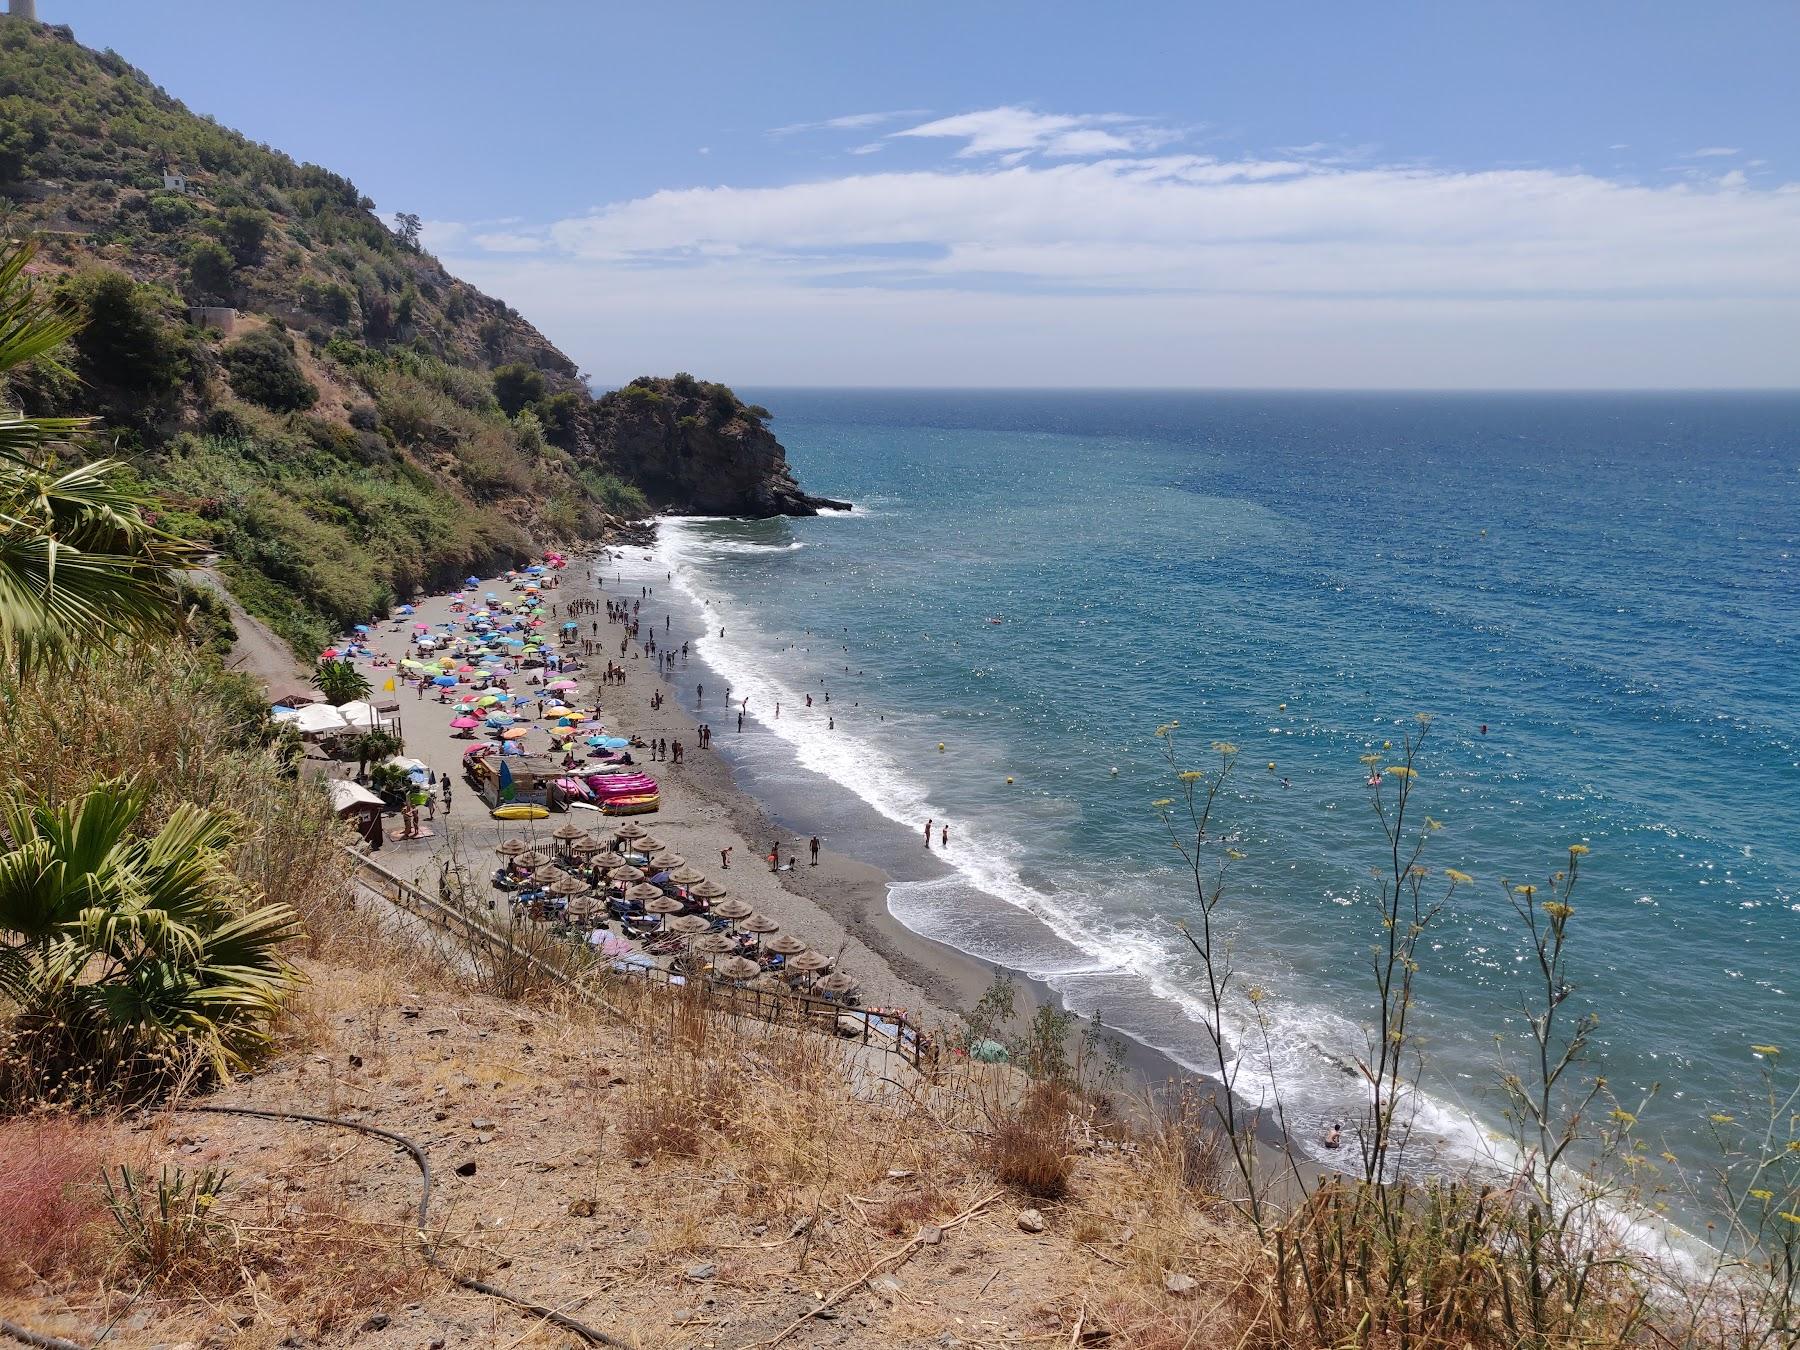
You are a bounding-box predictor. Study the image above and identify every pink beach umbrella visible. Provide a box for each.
[450,716,480,729]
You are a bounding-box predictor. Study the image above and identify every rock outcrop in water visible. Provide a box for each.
[588,375,851,517]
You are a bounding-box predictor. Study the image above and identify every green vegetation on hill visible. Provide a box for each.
[0,20,778,654]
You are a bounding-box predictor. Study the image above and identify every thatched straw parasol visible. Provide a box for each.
[815,971,858,995]
[644,895,685,915]
[494,838,528,857]
[628,834,662,853]
[614,822,646,840]
[690,881,728,900]
[565,896,602,919]
[667,914,712,936]
[765,934,806,956]
[692,933,735,954]
[712,955,761,981]
[787,949,832,974]
[668,866,707,885]
[649,852,685,869]
[513,850,551,869]
[739,913,779,935]
[568,834,605,855]
[625,882,666,903]
[552,822,587,842]
[711,898,752,921]
[608,864,645,883]
[546,875,590,897]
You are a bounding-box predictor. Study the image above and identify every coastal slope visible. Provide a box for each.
[0,16,837,650]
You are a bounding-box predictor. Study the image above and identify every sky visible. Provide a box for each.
[57,1,1800,389]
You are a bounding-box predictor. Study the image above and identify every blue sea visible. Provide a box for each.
[632,391,1799,1185]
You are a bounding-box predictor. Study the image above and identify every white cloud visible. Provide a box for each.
[429,111,1800,387]
[470,231,547,254]
[892,106,1180,159]
[772,109,929,137]
[1687,146,1742,158]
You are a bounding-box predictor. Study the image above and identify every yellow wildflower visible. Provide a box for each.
[1246,985,1267,1005]
[1751,1045,1781,1057]
[1513,884,1536,898]
[1750,1189,1774,1202]
[1610,1109,1637,1126]
[1425,816,1445,831]
[1385,765,1416,779]
[1543,901,1574,920]
[1568,843,1590,856]
[1780,1212,1800,1226]
[1227,848,1247,861]
[1178,769,1204,781]
[1151,799,1174,809]
[1661,1152,1678,1165]
[1210,740,1236,754]
[1710,1114,1736,1126]
[1444,868,1474,885]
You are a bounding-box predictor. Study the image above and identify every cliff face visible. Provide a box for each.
[589,377,851,517]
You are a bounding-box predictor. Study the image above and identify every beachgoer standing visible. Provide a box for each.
[696,683,703,706]
[809,835,820,866]
[721,846,732,870]
[941,823,949,849]
[924,819,933,849]
[737,712,744,732]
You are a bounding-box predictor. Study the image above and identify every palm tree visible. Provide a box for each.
[0,240,197,674]
[348,727,402,781]
[0,780,300,1109]
[311,657,370,705]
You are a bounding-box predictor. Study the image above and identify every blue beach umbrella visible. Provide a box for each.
[433,674,458,687]
[485,713,515,727]
[465,576,480,586]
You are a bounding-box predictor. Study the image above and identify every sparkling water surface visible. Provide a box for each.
[643,390,1799,1178]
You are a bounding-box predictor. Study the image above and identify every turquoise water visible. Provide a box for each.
[638,391,1799,1178]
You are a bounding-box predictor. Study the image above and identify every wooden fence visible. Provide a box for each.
[344,848,936,1071]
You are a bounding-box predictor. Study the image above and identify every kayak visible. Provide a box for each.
[490,803,550,821]
[600,793,660,816]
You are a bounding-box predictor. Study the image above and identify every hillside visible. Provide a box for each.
[0,17,836,653]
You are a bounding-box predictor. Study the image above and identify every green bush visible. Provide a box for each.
[220,205,269,267]
[58,268,187,399]
[186,237,235,301]
[492,362,547,416]
[221,327,316,412]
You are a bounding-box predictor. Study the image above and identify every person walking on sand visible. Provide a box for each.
[767,847,779,872]
[721,846,732,870]
[924,819,933,849]
[696,683,703,706]
[810,835,820,866]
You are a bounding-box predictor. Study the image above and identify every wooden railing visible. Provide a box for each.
[343,848,936,1071]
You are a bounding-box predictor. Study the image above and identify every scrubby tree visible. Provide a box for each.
[57,268,187,398]
[219,206,269,267]
[310,658,369,704]
[185,237,235,301]
[221,327,317,412]
[492,363,547,417]
[394,211,422,251]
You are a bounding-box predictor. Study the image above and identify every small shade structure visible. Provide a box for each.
[711,898,753,921]
[513,850,551,869]
[712,955,761,982]
[326,779,384,847]
[627,834,663,853]
[787,950,833,974]
[546,875,590,898]
[666,914,713,936]
[692,933,736,955]
[690,881,729,900]
[552,822,588,842]
[494,839,529,858]
[739,914,780,935]
[565,896,603,919]
[568,835,605,855]
[668,866,707,885]
[625,882,667,903]
[815,972,858,996]
[614,822,647,840]
[608,865,645,883]
[643,895,685,916]
[765,934,807,956]
[649,852,685,869]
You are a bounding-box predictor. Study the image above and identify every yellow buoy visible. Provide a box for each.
[1005,776,1014,785]
[1278,703,1287,712]
[938,742,945,752]
[1383,740,1391,750]
[1267,761,1276,771]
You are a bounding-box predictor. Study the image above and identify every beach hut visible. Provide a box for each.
[327,779,385,847]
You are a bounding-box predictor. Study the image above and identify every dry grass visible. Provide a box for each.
[0,1115,115,1292]
[985,1082,1077,1201]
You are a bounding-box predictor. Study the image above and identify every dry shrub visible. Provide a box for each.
[986,1081,1075,1201]
[620,1037,744,1159]
[238,1191,433,1335]
[0,1116,112,1290]
[865,1185,953,1238]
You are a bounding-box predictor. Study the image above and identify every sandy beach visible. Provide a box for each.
[316,554,1002,1030]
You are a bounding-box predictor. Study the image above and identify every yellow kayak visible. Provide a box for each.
[490,803,550,821]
